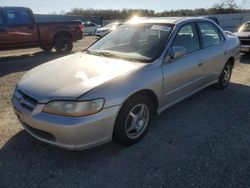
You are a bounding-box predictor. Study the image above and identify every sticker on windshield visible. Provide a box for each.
[151,25,171,32]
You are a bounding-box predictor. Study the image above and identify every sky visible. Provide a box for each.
[1,0,250,14]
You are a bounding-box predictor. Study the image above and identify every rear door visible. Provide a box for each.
[162,23,205,106]
[196,21,228,83]
[2,7,39,48]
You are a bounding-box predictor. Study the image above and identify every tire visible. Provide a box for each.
[216,61,233,89]
[40,45,53,52]
[54,35,73,54]
[113,95,153,145]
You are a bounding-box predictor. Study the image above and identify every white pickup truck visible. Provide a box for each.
[235,21,250,53]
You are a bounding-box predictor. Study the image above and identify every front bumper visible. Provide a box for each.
[240,45,250,53]
[12,95,121,150]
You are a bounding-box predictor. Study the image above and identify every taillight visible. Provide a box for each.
[79,24,84,32]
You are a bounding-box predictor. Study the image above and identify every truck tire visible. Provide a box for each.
[54,35,73,54]
[40,45,53,52]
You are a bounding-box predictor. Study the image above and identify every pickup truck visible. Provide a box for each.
[0,7,83,53]
[235,21,250,53]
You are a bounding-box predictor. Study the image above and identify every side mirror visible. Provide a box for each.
[170,46,186,59]
[164,46,186,63]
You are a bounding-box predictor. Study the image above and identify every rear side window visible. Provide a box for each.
[0,10,5,25]
[198,22,221,48]
[172,23,200,54]
[4,8,33,25]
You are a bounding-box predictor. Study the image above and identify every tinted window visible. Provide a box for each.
[198,22,221,48]
[172,23,200,54]
[0,12,4,25]
[4,8,33,25]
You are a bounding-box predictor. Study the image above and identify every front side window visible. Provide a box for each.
[88,23,173,62]
[198,22,221,48]
[172,23,200,54]
[4,8,33,25]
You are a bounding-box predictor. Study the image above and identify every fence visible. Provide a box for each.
[34,13,250,32]
[212,13,250,32]
[34,14,102,25]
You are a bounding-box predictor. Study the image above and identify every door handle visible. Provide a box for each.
[198,59,204,66]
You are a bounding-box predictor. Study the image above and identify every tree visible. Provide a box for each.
[213,0,240,14]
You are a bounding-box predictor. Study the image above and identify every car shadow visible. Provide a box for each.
[240,53,250,64]
[0,51,70,77]
[1,83,250,187]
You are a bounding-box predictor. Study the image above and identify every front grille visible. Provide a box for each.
[241,40,250,46]
[238,37,250,40]
[14,89,38,112]
[23,123,56,141]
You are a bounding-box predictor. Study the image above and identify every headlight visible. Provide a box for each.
[43,99,104,117]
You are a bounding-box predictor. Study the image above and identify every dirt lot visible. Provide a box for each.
[0,37,250,187]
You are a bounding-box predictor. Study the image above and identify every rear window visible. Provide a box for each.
[198,22,221,48]
[4,8,33,25]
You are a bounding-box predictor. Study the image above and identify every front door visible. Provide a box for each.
[162,23,205,107]
[0,7,39,49]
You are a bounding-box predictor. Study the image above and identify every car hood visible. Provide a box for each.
[234,32,250,37]
[18,53,144,103]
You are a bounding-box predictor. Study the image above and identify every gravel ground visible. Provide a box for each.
[0,37,250,187]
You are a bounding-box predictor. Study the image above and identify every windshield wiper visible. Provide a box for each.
[92,51,118,58]
[84,49,92,54]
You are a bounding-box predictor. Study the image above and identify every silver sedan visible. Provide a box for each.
[12,17,241,150]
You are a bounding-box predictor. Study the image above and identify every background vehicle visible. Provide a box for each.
[12,17,240,150]
[235,21,250,53]
[0,7,83,53]
[82,21,100,35]
[95,22,122,37]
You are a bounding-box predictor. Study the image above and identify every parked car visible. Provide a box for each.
[82,21,100,35]
[12,17,240,150]
[95,22,122,37]
[0,7,83,53]
[234,21,250,53]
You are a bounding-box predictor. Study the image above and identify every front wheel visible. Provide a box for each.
[216,62,233,89]
[54,36,73,54]
[113,95,153,145]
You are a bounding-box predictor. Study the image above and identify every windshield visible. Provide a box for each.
[239,23,250,32]
[88,23,173,62]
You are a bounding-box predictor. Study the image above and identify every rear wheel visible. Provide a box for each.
[54,35,73,54]
[113,95,153,145]
[216,62,233,89]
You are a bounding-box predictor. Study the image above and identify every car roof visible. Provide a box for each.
[1,7,31,10]
[126,17,211,25]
